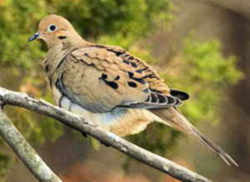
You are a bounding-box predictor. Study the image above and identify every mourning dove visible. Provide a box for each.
[29,14,238,166]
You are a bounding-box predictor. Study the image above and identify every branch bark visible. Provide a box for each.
[0,110,62,182]
[0,87,212,182]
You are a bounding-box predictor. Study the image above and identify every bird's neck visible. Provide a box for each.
[42,44,67,76]
[42,39,92,81]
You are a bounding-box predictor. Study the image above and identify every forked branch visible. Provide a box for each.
[0,87,212,182]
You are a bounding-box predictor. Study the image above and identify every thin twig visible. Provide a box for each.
[0,87,212,182]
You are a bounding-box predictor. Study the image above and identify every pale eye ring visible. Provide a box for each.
[48,24,57,32]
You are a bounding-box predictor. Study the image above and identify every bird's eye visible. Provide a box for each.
[48,24,57,32]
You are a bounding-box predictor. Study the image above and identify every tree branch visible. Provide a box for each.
[0,87,212,182]
[0,111,62,182]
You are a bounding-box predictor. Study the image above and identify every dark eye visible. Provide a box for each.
[48,24,57,32]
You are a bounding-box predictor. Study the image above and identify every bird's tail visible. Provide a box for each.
[151,107,238,167]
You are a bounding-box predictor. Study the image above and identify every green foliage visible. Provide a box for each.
[184,39,242,84]
[177,39,242,123]
[0,0,48,68]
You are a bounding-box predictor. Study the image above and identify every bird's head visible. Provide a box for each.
[29,14,83,49]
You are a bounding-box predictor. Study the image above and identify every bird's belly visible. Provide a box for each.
[58,95,161,136]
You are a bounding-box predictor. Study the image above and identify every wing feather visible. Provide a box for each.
[57,44,188,112]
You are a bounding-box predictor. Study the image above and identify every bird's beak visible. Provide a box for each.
[28,32,40,42]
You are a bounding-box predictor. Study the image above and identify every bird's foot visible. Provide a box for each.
[81,131,88,138]
[100,140,110,147]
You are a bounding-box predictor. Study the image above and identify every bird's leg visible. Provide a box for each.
[0,100,5,111]
[100,140,110,147]
[81,131,88,138]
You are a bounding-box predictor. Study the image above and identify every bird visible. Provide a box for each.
[29,14,238,166]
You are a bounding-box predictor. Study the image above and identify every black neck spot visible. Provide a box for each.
[58,36,67,40]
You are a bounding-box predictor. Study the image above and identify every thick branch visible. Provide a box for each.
[0,111,62,182]
[0,87,211,182]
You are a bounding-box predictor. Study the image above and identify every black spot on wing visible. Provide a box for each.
[170,89,189,101]
[128,72,134,77]
[128,72,146,84]
[128,56,134,60]
[149,88,162,93]
[114,51,124,56]
[158,94,166,103]
[115,52,137,68]
[118,92,183,110]
[123,60,130,65]
[150,93,158,103]
[145,96,151,102]
[130,62,138,68]
[143,88,150,93]
[167,96,175,104]
[99,73,119,89]
[114,75,120,80]
[175,99,181,106]
[104,47,126,57]
[141,73,158,79]
[128,81,137,88]
[100,73,107,79]
[136,67,148,73]
[144,89,181,108]
[106,81,118,89]
[90,45,139,69]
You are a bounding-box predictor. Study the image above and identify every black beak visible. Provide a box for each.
[28,32,40,42]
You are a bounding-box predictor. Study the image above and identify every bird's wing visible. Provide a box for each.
[55,44,189,113]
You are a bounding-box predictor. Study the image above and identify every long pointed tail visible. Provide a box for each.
[151,107,238,167]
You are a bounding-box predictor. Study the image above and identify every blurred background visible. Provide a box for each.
[0,0,249,181]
